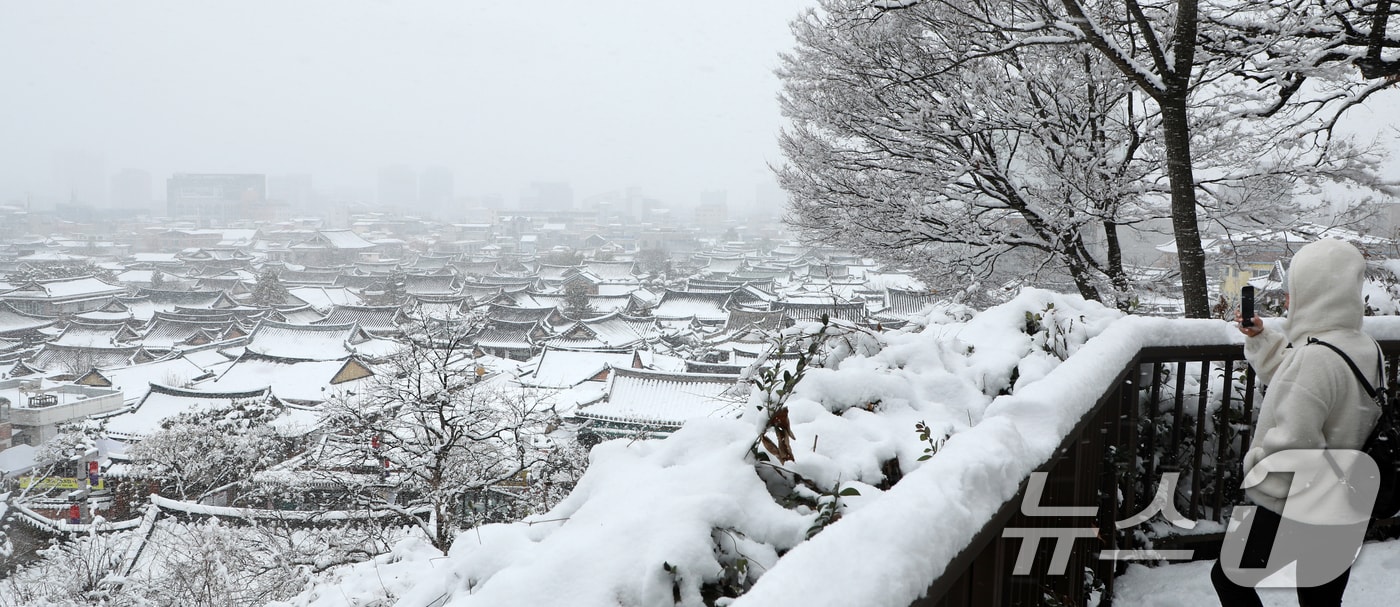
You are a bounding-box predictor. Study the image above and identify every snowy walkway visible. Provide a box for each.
[1113,538,1400,606]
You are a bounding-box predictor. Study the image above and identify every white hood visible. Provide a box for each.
[1285,238,1366,346]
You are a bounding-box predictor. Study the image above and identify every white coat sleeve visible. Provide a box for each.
[1243,327,1288,386]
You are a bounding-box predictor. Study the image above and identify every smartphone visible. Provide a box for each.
[1241,285,1255,328]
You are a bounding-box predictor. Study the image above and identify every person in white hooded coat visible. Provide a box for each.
[1211,238,1382,607]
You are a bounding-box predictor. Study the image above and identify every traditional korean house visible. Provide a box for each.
[245,320,399,362]
[571,368,744,440]
[315,305,408,336]
[0,301,57,340]
[469,319,551,361]
[0,276,128,316]
[541,312,655,350]
[288,229,379,266]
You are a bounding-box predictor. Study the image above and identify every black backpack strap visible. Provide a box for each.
[1307,337,1382,400]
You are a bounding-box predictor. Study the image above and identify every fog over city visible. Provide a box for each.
[6,2,1400,606]
[0,0,814,214]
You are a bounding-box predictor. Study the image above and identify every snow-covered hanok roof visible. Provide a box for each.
[135,288,225,312]
[287,286,363,313]
[486,303,560,325]
[1290,223,1396,248]
[0,276,126,302]
[102,383,273,441]
[246,320,374,362]
[406,295,475,321]
[140,317,241,350]
[518,347,646,389]
[507,291,634,315]
[272,304,326,325]
[281,268,343,285]
[652,289,734,323]
[410,255,454,271]
[404,274,458,296]
[774,294,868,323]
[354,260,403,275]
[477,275,538,288]
[0,301,57,337]
[720,306,786,334]
[687,276,778,293]
[536,263,581,282]
[582,260,638,282]
[701,256,746,276]
[455,259,500,277]
[573,367,744,437]
[204,352,373,405]
[27,343,146,376]
[51,322,134,348]
[543,311,655,350]
[291,229,378,250]
[74,355,217,404]
[881,287,940,317]
[471,319,549,351]
[315,305,407,335]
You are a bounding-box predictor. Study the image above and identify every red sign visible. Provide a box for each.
[68,504,81,524]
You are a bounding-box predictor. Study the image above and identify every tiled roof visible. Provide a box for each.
[543,312,654,349]
[486,304,558,324]
[29,343,143,375]
[653,289,734,322]
[0,276,126,300]
[404,274,458,296]
[315,305,406,333]
[0,301,57,336]
[52,322,130,348]
[575,367,743,430]
[246,320,361,361]
[884,288,940,316]
[521,347,642,389]
[471,319,544,350]
[582,260,638,281]
[141,318,238,349]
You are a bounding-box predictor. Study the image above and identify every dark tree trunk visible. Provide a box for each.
[1159,91,1210,318]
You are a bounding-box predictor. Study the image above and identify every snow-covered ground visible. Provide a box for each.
[1114,537,1400,606]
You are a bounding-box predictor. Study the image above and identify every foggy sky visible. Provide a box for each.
[0,0,816,209]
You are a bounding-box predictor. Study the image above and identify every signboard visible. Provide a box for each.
[18,477,105,490]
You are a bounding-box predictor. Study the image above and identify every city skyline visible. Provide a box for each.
[0,0,816,212]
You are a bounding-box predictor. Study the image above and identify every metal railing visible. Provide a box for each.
[919,339,1400,607]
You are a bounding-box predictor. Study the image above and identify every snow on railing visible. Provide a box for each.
[732,316,1400,607]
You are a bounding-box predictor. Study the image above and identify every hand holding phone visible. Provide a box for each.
[1241,285,1255,328]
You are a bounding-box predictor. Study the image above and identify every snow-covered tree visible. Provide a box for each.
[787,0,1396,316]
[780,5,1156,304]
[124,401,294,502]
[561,280,597,318]
[248,268,290,308]
[315,332,559,552]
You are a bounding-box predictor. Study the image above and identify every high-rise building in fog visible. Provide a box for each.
[695,189,728,229]
[167,173,266,224]
[419,167,455,209]
[269,173,315,209]
[377,166,418,211]
[521,181,573,211]
[52,150,106,206]
[109,169,153,209]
